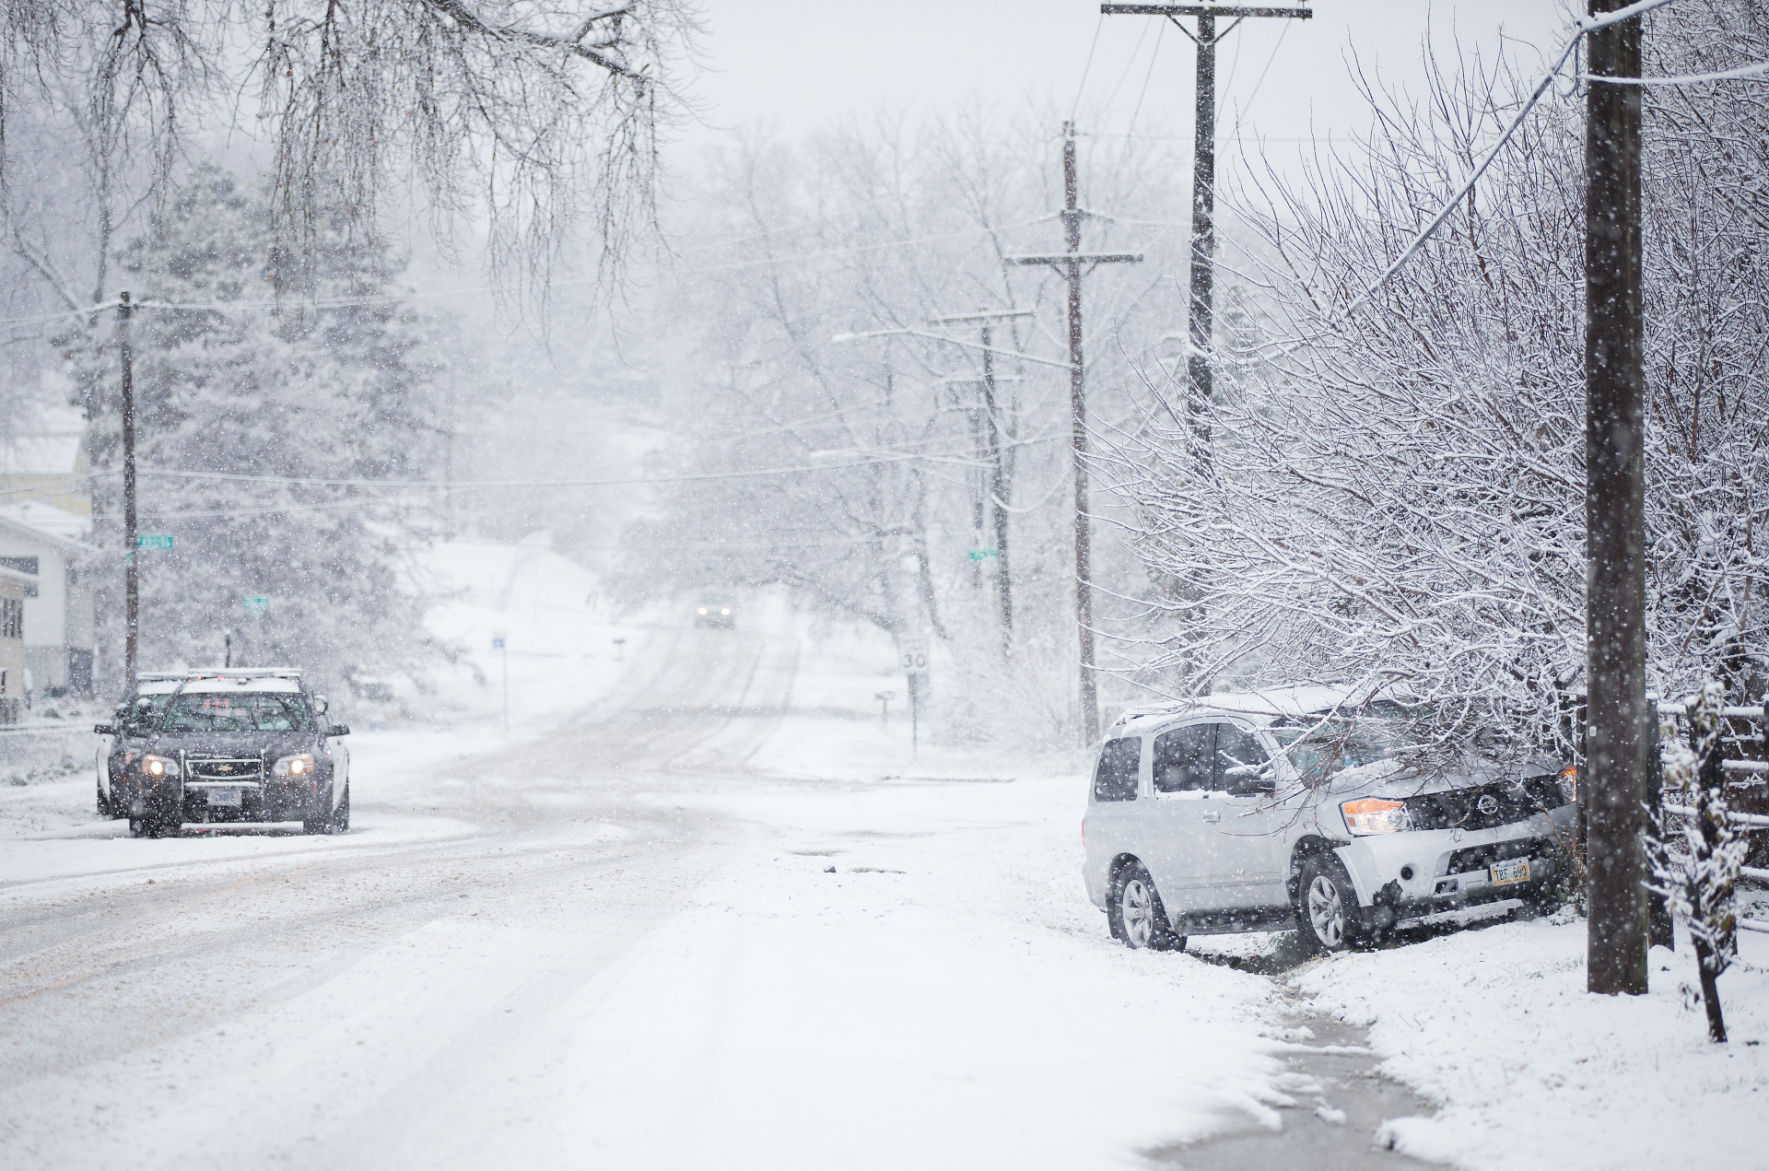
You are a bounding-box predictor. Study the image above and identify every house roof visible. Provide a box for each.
[0,504,90,553]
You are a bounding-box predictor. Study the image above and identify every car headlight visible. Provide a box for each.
[142,754,179,779]
[273,753,316,779]
[1342,797,1412,835]
[720,607,731,616]
[1557,766,1578,805]
[698,607,708,616]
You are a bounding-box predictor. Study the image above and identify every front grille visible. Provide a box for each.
[186,756,264,783]
[1447,836,1556,875]
[1405,775,1567,831]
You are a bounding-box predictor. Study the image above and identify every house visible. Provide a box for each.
[0,566,30,721]
[0,405,90,519]
[0,504,95,696]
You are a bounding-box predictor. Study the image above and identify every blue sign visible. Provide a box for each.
[491,636,505,650]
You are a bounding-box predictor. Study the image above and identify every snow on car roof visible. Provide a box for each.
[178,676,303,694]
[1109,683,1388,734]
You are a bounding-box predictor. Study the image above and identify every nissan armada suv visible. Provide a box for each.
[1082,687,1576,953]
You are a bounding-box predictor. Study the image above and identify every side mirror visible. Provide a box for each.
[1234,776,1278,796]
[94,723,118,736]
[314,694,329,715]
[133,696,155,712]
[327,723,350,737]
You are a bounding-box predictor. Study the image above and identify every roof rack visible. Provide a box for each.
[135,667,302,682]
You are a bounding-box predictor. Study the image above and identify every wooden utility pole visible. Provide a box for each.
[929,308,1034,643]
[118,291,140,686]
[1007,124,1141,746]
[1584,0,1649,997]
[1102,3,1312,460]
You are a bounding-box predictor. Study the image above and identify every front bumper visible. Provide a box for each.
[1334,806,1575,919]
[127,770,332,824]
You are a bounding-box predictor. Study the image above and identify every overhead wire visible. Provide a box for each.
[1071,14,1107,121]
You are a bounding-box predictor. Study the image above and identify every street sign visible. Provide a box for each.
[241,595,269,618]
[491,636,505,650]
[967,549,999,561]
[899,638,929,677]
[137,534,173,550]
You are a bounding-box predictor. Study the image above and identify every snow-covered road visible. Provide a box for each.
[0,615,1292,1170]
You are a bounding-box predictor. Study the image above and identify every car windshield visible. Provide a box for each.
[161,692,312,733]
[1269,717,1403,782]
[122,693,173,732]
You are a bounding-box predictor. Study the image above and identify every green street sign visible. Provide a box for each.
[967,549,1000,561]
[137,534,174,550]
[241,595,270,618]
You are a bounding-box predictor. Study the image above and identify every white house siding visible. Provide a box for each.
[0,510,93,694]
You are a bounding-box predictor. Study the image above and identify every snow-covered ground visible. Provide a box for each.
[5,542,1766,1169]
[0,554,1300,1170]
[1295,914,1769,1170]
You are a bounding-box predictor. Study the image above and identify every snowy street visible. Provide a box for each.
[0,610,1291,1169]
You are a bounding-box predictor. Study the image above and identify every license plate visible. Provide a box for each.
[1490,857,1530,886]
[207,787,243,808]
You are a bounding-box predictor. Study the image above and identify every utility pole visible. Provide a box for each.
[1007,124,1142,746]
[929,307,1034,643]
[1583,0,1649,997]
[1102,3,1312,460]
[118,291,140,686]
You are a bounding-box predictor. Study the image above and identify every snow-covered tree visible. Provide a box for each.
[1651,681,1748,1042]
[626,111,1188,742]
[2,0,700,296]
[1105,3,1769,758]
[62,164,449,694]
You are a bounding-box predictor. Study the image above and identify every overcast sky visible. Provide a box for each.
[674,0,1571,155]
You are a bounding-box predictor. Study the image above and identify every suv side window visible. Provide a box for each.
[1153,725,1215,792]
[1093,737,1141,802]
[1214,723,1270,793]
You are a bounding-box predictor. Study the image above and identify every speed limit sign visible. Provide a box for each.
[899,638,930,677]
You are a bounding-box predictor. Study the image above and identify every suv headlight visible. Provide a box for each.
[142,754,179,779]
[273,753,317,779]
[1342,797,1412,835]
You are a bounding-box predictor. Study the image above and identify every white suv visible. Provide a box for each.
[1081,687,1576,952]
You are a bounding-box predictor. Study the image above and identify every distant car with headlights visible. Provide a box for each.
[1081,687,1575,953]
[94,668,351,838]
[694,599,736,629]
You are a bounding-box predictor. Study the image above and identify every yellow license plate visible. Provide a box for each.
[1490,857,1530,886]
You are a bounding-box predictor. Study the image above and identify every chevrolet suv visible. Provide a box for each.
[1082,687,1575,953]
[95,669,351,838]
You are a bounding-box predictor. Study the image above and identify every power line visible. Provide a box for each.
[1071,15,1108,119]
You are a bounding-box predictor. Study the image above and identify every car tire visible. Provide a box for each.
[128,814,149,838]
[1296,853,1364,953]
[329,782,350,833]
[1108,861,1184,952]
[304,782,348,835]
[96,778,109,817]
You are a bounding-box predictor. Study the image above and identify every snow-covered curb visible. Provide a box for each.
[1294,915,1769,1169]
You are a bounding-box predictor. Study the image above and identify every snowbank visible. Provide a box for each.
[1295,914,1769,1169]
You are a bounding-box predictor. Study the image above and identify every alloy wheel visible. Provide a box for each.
[1307,874,1345,949]
[1121,877,1155,947]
